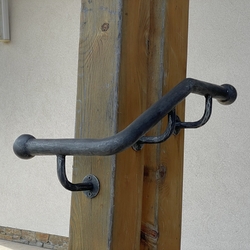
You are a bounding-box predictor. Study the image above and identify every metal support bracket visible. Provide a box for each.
[132,95,213,150]
[13,78,237,197]
[57,155,100,198]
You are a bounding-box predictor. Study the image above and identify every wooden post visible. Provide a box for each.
[69,0,189,249]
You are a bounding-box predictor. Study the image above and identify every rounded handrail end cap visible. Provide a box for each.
[218,84,237,105]
[13,134,35,159]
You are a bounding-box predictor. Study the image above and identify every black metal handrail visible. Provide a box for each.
[13,78,237,159]
[13,78,237,195]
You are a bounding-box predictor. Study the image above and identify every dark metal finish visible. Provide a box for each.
[176,95,212,130]
[57,155,93,191]
[133,95,212,149]
[174,95,212,135]
[13,78,237,159]
[82,175,100,199]
[57,155,100,197]
[13,78,237,194]
[132,110,176,151]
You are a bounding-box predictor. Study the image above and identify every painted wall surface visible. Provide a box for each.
[0,1,80,236]
[0,0,249,247]
[182,1,250,249]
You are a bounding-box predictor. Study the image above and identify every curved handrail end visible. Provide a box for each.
[13,134,35,159]
[219,84,237,105]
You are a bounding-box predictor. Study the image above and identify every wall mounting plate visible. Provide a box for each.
[82,175,100,199]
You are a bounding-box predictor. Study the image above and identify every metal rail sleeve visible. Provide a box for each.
[13,78,237,159]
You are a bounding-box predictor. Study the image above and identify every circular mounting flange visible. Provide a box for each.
[82,174,100,199]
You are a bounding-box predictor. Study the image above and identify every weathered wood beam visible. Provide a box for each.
[69,1,123,249]
[69,0,189,249]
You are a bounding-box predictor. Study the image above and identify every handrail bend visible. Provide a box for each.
[13,78,237,159]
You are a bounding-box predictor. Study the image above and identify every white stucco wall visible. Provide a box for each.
[0,0,249,247]
[0,1,80,236]
[182,1,250,249]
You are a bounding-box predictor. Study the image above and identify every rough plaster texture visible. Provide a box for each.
[182,1,250,249]
[0,1,80,236]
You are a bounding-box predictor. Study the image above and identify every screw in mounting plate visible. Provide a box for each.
[82,174,100,199]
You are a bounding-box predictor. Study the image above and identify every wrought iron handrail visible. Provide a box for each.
[13,78,237,159]
[13,78,237,195]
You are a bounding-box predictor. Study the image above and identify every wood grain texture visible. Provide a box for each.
[70,0,189,249]
[158,1,189,249]
[111,1,149,248]
[140,0,189,249]
[140,1,166,248]
[69,1,122,249]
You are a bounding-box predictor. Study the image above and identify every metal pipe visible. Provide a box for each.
[13,78,237,159]
[57,155,93,191]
